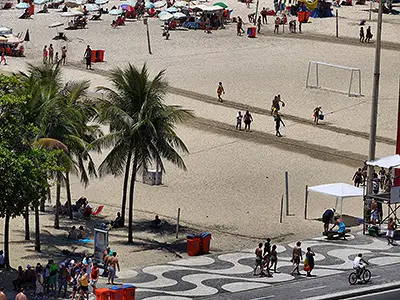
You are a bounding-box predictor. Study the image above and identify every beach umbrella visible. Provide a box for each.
[166,6,177,13]
[0,37,7,42]
[24,29,30,42]
[7,36,22,44]
[159,12,173,21]
[121,3,134,10]
[121,0,137,6]
[65,1,80,7]
[145,2,154,8]
[85,3,100,11]
[173,12,186,19]
[213,2,227,9]
[16,2,30,9]
[34,0,49,4]
[94,0,108,5]
[154,0,166,8]
[173,1,187,7]
[108,9,123,15]
[61,10,84,17]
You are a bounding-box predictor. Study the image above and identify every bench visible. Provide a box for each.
[323,228,351,240]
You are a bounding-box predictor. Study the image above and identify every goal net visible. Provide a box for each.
[306,61,362,97]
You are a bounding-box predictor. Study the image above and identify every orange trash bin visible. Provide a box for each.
[109,286,124,300]
[95,288,110,300]
[122,284,136,300]
[200,232,212,254]
[186,234,201,256]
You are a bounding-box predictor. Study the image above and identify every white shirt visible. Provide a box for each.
[353,256,362,268]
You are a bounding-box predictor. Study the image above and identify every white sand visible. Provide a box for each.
[0,0,399,270]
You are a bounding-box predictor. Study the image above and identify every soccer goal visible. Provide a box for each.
[306,61,362,97]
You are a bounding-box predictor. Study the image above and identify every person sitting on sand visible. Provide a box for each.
[68,226,78,240]
[78,226,87,239]
[151,215,162,228]
[111,212,123,228]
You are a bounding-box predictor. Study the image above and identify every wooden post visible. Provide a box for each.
[285,171,289,216]
[280,195,284,223]
[304,185,308,219]
[176,208,181,239]
[336,9,339,38]
[369,1,372,21]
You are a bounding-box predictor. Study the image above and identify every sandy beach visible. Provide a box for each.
[0,0,400,276]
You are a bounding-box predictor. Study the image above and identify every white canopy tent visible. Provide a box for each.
[367,155,400,169]
[308,183,364,217]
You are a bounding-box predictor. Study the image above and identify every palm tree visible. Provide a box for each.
[20,64,101,228]
[96,64,193,242]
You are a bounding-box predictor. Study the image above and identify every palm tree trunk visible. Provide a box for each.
[54,172,61,229]
[128,153,138,243]
[35,204,41,252]
[65,172,73,219]
[121,151,132,227]
[4,213,10,269]
[25,205,30,240]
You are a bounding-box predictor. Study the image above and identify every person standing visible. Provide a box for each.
[366,26,373,43]
[90,263,100,294]
[0,50,7,65]
[61,46,67,65]
[253,243,263,276]
[58,262,69,298]
[84,45,92,70]
[236,111,243,130]
[359,27,365,43]
[243,110,253,132]
[379,167,386,189]
[352,168,363,187]
[386,217,396,245]
[274,113,285,137]
[43,45,48,64]
[78,269,89,300]
[257,16,262,33]
[107,252,120,285]
[290,241,303,276]
[35,269,45,297]
[313,106,322,124]
[304,247,315,277]
[217,82,225,102]
[15,288,27,300]
[48,44,54,64]
[0,287,6,300]
[261,7,268,24]
[274,17,280,34]
[322,208,336,233]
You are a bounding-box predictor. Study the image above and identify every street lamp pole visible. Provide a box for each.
[143,17,152,55]
[367,0,383,194]
[254,0,259,25]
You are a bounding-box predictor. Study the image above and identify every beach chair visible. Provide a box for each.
[92,205,104,216]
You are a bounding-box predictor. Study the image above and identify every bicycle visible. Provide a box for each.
[348,267,371,285]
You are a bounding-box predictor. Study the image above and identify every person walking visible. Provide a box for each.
[48,44,54,64]
[274,17,280,34]
[90,263,100,294]
[366,26,373,43]
[61,46,67,65]
[78,269,89,300]
[261,7,268,24]
[270,245,279,273]
[237,17,245,36]
[107,252,120,285]
[290,241,303,276]
[236,111,243,130]
[313,106,322,124]
[386,217,396,245]
[304,247,315,277]
[359,27,365,43]
[43,45,48,64]
[274,113,285,137]
[243,110,253,132]
[257,16,262,33]
[352,168,363,187]
[84,45,92,70]
[253,243,263,276]
[217,82,225,102]
[0,50,7,65]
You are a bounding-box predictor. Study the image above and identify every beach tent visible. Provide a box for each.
[310,0,333,17]
[367,155,400,169]
[308,183,364,217]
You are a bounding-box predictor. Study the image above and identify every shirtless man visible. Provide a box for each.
[253,243,263,276]
[15,288,27,300]
[271,95,285,115]
[290,241,303,275]
[107,252,120,285]
[102,247,110,276]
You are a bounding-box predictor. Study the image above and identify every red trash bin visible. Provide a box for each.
[95,288,110,300]
[98,50,105,62]
[91,50,97,63]
[247,26,256,38]
[186,234,201,256]
[298,11,305,23]
[122,284,136,300]
[109,286,124,300]
[200,232,212,254]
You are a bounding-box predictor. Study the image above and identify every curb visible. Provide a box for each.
[307,280,400,300]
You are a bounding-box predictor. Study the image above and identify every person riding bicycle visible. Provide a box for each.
[353,253,369,278]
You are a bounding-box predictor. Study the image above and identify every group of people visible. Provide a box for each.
[43,44,67,66]
[359,26,373,43]
[68,225,87,240]
[322,208,348,240]
[10,256,99,299]
[236,110,253,132]
[102,248,120,285]
[352,164,392,193]
[254,240,316,278]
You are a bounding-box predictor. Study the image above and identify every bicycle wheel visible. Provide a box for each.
[363,269,371,282]
[348,272,358,285]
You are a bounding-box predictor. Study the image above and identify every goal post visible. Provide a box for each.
[306,61,362,97]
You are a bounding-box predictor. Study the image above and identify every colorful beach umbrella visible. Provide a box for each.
[121,3,134,10]
[213,2,227,8]
[16,2,30,9]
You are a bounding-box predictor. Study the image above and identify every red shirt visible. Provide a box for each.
[91,267,99,280]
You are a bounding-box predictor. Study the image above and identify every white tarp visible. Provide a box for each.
[308,183,364,217]
[367,155,400,169]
